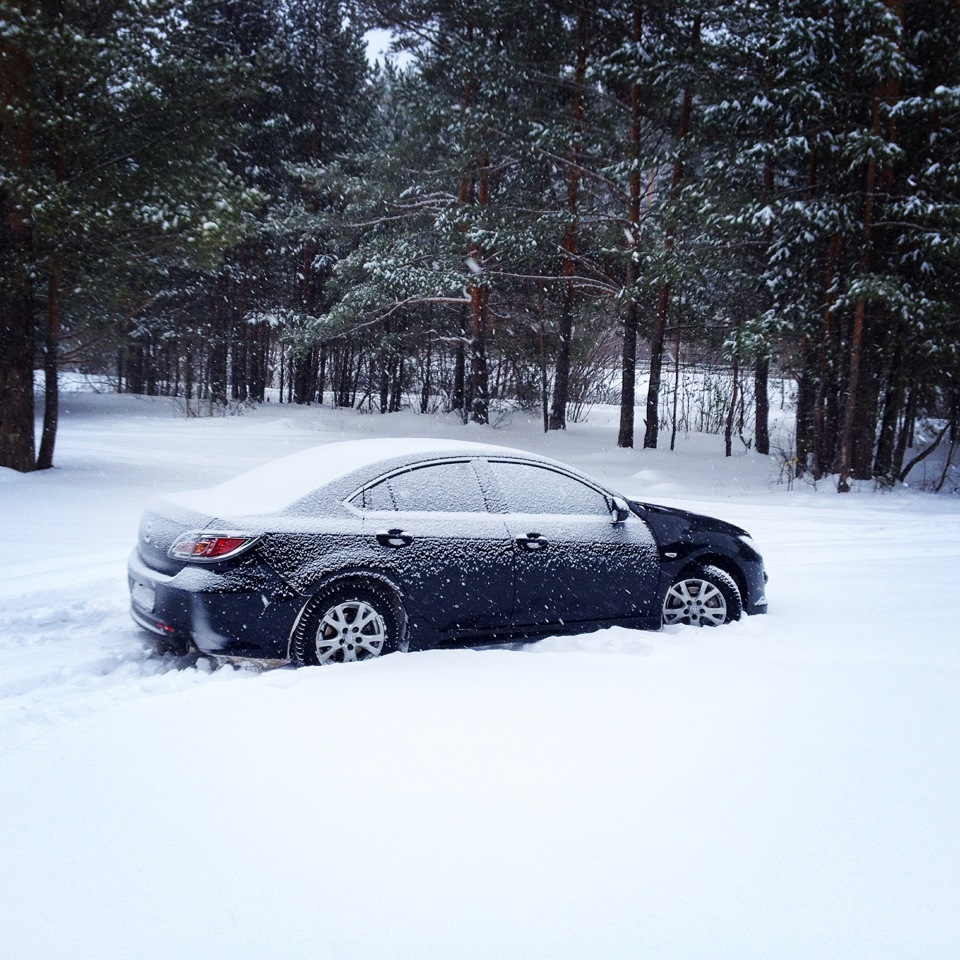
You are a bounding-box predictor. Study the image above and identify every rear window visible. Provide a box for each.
[353,461,488,513]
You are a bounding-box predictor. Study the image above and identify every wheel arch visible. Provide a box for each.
[678,553,747,605]
[285,569,409,661]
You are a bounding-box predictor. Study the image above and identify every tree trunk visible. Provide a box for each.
[643,14,699,449]
[293,346,317,405]
[379,318,392,412]
[670,317,682,451]
[891,384,916,477]
[468,281,489,424]
[549,8,587,432]
[37,254,62,470]
[210,339,228,406]
[794,345,815,476]
[618,1,643,448]
[452,318,466,416]
[0,216,35,472]
[618,296,639,448]
[643,282,670,449]
[0,7,36,472]
[278,349,284,404]
[231,321,248,402]
[873,330,904,481]
[390,350,403,412]
[852,343,881,478]
[468,156,490,425]
[838,2,902,490]
[337,349,351,407]
[725,339,740,458]
[185,349,194,403]
[454,54,489,426]
[897,421,949,484]
[755,354,770,456]
[812,235,842,477]
[754,79,776,457]
[420,335,432,414]
[317,342,326,404]
[540,314,550,433]
[249,322,268,403]
[548,279,573,431]
[209,281,229,405]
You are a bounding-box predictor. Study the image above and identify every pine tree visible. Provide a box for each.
[0,0,260,469]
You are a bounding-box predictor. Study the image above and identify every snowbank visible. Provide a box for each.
[1,395,958,960]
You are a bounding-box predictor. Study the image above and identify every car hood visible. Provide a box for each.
[628,500,750,540]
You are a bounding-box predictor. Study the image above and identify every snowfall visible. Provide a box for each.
[1,383,958,960]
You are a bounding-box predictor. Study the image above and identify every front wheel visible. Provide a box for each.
[292,584,402,666]
[662,564,742,627]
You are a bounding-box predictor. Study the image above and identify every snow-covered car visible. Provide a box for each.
[128,438,768,665]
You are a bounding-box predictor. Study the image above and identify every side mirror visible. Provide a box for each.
[610,496,631,524]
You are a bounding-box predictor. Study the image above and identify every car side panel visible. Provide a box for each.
[359,512,515,633]
[631,501,768,613]
[503,512,660,627]
[257,512,516,637]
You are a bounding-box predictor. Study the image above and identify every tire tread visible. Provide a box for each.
[291,581,403,666]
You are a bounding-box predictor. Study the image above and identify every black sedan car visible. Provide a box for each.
[128,439,767,665]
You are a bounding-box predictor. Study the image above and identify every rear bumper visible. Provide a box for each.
[127,549,301,661]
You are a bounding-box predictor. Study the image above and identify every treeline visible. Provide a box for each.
[2,0,959,491]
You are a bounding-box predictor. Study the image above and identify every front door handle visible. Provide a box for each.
[376,528,414,549]
[516,533,548,552]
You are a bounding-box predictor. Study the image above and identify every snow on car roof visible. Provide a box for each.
[162,437,537,517]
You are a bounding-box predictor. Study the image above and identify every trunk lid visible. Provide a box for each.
[135,499,214,576]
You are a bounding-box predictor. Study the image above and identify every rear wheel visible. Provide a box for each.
[662,564,742,627]
[292,584,402,666]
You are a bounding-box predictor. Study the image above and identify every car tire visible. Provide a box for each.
[662,564,742,627]
[291,583,403,666]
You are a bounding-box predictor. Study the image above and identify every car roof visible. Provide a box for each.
[161,437,563,518]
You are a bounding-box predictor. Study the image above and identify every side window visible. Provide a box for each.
[358,479,395,512]
[390,462,487,512]
[354,462,488,513]
[491,462,609,516]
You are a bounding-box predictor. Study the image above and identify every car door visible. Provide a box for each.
[486,460,660,628]
[353,459,515,634]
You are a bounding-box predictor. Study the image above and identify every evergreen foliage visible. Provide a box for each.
[1,0,957,489]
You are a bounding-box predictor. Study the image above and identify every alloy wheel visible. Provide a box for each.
[315,600,388,663]
[662,577,728,626]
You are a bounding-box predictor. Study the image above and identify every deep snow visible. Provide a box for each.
[1,390,958,960]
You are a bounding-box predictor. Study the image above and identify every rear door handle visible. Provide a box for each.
[516,533,548,552]
[376,528,414,549]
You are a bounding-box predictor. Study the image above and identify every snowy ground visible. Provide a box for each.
[1,391,959,960]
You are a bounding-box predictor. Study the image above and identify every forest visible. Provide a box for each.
[2,0,959,491]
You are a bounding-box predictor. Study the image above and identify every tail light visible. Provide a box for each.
[168,532,259,563]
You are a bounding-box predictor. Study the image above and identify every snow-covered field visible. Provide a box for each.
[1,391,958,960]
